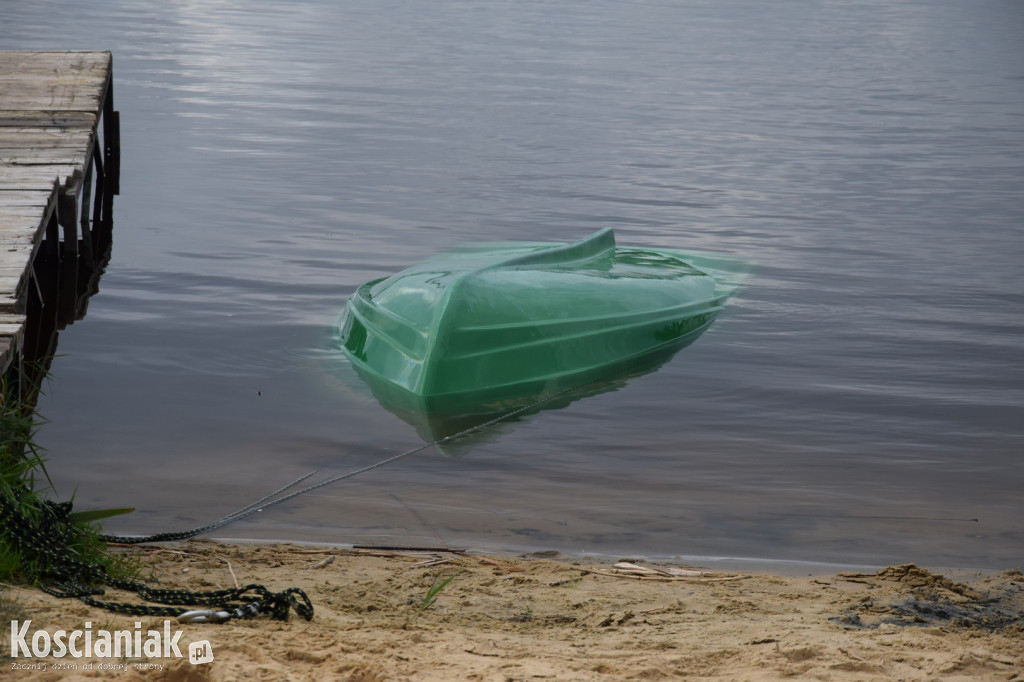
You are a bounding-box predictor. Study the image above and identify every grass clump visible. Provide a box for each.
[405,570,463,628]
[0,370,129,586]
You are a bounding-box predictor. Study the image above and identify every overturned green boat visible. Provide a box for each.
[338,228,747,439]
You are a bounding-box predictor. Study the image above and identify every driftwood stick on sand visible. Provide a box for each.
[584,567,751,583]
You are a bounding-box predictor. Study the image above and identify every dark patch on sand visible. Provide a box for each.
[832,565,1024,631]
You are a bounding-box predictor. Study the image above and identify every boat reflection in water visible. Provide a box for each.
[337,228,748,452]
[347,344,703,454]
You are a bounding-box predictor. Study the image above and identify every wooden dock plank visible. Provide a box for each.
[0,128,94,144]
[0,51,111,75]
[1,147,90,162]
[0,189,54,204]
[0,86,105,106]
[0,51,113,373]
[1,152,91,168]
[0,111,98,127]
[0,163,80,183]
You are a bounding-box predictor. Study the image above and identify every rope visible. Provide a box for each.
[99,386,576,545]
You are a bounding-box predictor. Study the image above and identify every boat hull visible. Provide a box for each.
[337,228,748,439]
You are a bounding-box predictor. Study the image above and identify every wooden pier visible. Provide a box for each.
[0,51,119,377]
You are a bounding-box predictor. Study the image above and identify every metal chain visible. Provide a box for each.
[0,491,313,622]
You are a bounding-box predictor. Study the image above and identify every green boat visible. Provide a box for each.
[338,228,747,441]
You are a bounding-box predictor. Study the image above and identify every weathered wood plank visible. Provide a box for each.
[0,162,81,176]
[0,242,34,252]
[0,190,52,206]
[0,189,53,205]
[0,200,56,209]
[0,220,50,231]
[0,170,81,190]
[0,73,109,87]
[0,51,111,74]
[1,147,90,161]
[0,243,42,251]
[0,226,44,237]
[0,248,38,260]
[0,180,76,191]
[0,276,25,290]
[0,213,54,226]
[0,131,94,148]
[1,149,91,165]
[0,181,75,192]
[0,111,97,127]
[0,92,105,112]
[0,208,48,218]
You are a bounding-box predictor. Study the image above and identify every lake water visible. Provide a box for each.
[3,0,1022,570]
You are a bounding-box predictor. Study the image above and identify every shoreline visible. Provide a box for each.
[211,537,882,578]
[3,540,1021,681]
[185,535,1014,578]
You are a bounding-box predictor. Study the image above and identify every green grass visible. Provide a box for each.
[404,570,463,628]
[0,368,132,586]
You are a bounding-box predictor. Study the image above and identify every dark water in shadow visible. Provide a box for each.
[3,0,1022,568]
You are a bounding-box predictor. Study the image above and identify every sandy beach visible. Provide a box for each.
[3,540,1021,681]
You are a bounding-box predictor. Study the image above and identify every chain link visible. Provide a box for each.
[0,491,313,622]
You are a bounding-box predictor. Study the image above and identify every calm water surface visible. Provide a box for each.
[3,0,1022,569]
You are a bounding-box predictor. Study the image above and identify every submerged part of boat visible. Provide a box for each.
[337,228,748,444]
